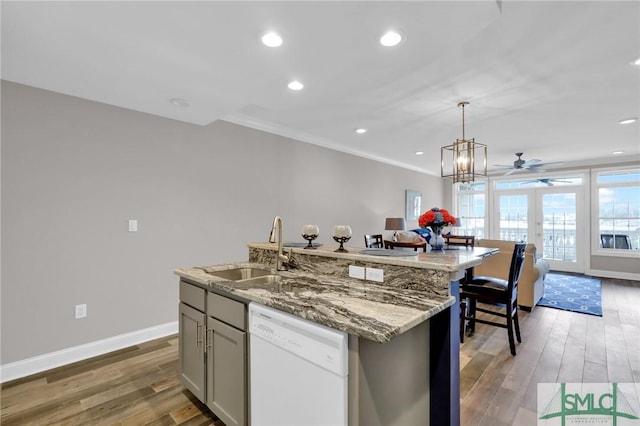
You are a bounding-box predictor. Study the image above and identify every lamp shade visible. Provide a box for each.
[385,217,406,231]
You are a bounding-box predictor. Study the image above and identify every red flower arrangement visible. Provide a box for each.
[418,207,456,230]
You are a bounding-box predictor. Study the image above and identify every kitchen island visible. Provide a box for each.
[175,242,497,426]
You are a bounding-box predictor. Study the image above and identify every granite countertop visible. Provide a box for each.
[248,242,496,272]
[174,261,455,343]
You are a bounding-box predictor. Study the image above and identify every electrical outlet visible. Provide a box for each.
[128,219,138,232]
[75,304,87,319]
[366,267,384,282]
[348,265,365,279]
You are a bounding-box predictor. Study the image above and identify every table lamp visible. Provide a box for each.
[447,217,461,235]
[385,217,406,241]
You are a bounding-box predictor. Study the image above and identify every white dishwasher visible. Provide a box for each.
[249,302,348,426]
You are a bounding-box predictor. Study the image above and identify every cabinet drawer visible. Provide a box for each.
[180,281,206,312]
[207,292,246,330]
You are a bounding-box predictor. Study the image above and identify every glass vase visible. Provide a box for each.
[430,226,445,252]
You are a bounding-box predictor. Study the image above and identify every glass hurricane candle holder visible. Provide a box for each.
[301,224,319,249]
[332,225,352,252]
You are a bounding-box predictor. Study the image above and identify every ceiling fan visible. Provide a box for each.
[494,152,563,175]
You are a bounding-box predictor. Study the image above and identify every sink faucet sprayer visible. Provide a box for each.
[269,216,291,271]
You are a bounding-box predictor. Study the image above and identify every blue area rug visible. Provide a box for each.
[538,273,602,316]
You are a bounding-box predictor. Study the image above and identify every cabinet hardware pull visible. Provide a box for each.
[196,323,203,346]
[207,329,213,351]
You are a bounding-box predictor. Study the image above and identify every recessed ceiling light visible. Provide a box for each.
[634,57,640,66]
[261,32,283,47]
[288,80,304,91]
[619,117,638,124]
[612,150,625,155]
[355,128,367,134]
[169,98,190,107]
[415,151,424,155]
[379,31,402,47]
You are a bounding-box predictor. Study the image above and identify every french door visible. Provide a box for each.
[493,180,586,273]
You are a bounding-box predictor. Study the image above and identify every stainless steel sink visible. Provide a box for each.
[206,267,273,281]
[237,275,282,285]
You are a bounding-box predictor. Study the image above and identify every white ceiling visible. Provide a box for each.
[2,1,639,176]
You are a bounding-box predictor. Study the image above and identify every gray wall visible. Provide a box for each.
[1,81,442,364]
[590,254,640,275]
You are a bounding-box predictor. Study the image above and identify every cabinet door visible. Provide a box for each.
[207,317,247,426]
[179,302,206,402]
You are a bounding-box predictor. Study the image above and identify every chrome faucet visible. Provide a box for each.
[269,216,290,271]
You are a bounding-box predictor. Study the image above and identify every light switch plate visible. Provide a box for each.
[128,219,138,232]
[75,304,87,319]
[366,267,384,282]
[348,265,365,279]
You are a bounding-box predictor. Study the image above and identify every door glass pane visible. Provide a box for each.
[542,193,576,262]
[498,195,528,241]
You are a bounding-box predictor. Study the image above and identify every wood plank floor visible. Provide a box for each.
[460,276,640,426]
[1,276,638,425]
[0,337,222,425]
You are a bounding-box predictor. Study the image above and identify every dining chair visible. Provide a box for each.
[444,234,475,248]
[460,242,526,356]
[364,234,384,248]
[384,240,427,252]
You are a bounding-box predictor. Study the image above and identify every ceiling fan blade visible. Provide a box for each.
[504,168,518,176]
[530,167,547,173]
[521,159,542,167]
[520,179,555,186]
[492,164,514,168]
[537,161,564,168]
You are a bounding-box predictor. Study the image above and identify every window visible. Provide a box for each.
[455,182,486,238]
[595,169,640,253]
[498,194,529,242]
[495,177,583,190]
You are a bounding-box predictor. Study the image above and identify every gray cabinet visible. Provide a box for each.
[207,317,246,426]
[178,302,206,401]
[178,281,247,426]
[206,291,247,426]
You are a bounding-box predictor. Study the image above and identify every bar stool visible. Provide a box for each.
[460,242,526,356]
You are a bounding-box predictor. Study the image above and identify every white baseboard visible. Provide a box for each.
[0,321,178,383]
[587,269,640,282]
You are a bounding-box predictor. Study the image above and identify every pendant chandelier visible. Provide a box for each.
[441,101,487,183]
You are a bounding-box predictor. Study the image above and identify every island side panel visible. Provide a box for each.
[430,278,460,426]
[349,319,430,426]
